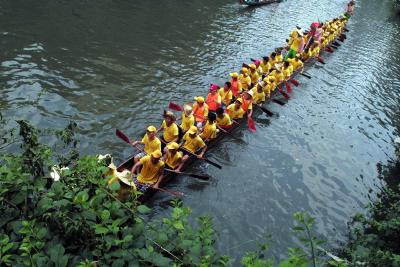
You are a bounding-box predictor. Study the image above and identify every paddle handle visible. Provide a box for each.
[153,187,184,197]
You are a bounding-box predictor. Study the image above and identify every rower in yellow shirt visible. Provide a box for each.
[158,111,179,145]
[216,107,233,129]
[180,126,207,163]
[218,82,233,107]
[262,77,276,98]
[130,125,161,163]
[249,63,260,86]
[131,150,164,191]
[239,67,252,91]
[260,56,271,74]
[163,142,183,171]
[200,113,218,141]
[180,104,195,134]
[269,65,284,84]
[283,61,294,80]
[275,49,284,63]
[251,83,266,104]
[226,99,245,120]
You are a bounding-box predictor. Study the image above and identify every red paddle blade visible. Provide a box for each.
[285,81,292,93]
[116,129,131,144]
[278,86,290,100]
[169,102,183,112]
[290,79,299,87]
[317,56,325,64]
[247,117,256,132]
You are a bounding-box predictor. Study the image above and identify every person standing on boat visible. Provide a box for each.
[180,126,207,163]
[226,99,245,120]
[180,104,195,135]
[131,150,164,191]
[285,30,304,61]
[200,112,218,141]
[163,142,183,172]
[131,125,161,164]
[216,107,233,129]
[193,96,209,128]
[158,111,179,146]
[344,0,355,19]
[218,82,233,108]
[229,72,242,99]
[206,84,222,112]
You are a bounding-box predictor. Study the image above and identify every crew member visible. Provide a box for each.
[206,84,221,112]
[163,142,183,171]
[216,107,233,129]
[229,72,242,98]
[193,96,209,127]
[239,67,251,92]
[218,82,233,108]
[180,104,195,135]
[130,125,161,163]
[200,112,218,141]
[131,150,164,191]
[226,99,245,120]
[180,126,207,164]
[158,111,179,145]
[251,82,266,104]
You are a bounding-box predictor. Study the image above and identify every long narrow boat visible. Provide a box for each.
[116,60,323,201]
[240,0,281,7]
[116,20,348,202]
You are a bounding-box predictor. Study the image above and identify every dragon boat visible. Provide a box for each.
[115,20,349,202]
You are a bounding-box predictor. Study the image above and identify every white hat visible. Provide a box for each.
[245,90,254,97]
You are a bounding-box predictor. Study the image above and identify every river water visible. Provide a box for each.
[1,0,400,263]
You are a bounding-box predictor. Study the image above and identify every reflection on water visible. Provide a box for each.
[1,0,400,262]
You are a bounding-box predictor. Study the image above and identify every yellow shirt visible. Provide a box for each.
[289,58,304,70]
[218,88,233,106]
[137,155,164,184]
[165,151,182,169]
[161,120,179,142]
[251,88,266,104]
[276,54,283,63]
[180,113,194,132]
[216,113,232,127]
[226,104,244,119]
[260,61,271,74]
[283,65,293,78]
[250,71,260,84]
[200,121,217,140]
[269,70,284,84]
[263,82,275,95]
[239,74,251,91]
[141,134,161,155]
[183,133,206,153]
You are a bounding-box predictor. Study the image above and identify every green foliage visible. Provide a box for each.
[336,184,400,267]
[0,120,230,266]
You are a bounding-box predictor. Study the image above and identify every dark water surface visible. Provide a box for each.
[1,0,400,262]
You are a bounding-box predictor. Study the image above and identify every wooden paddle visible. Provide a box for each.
[290,79,299,86]
[164,169,210,180]
[179,146,222,169]
[217,125,247,144]
[300,73,312,79]
[256,105,274,117]
[285,81,292,93]
[152,187,184,197]
[271,99,286,106]
[247,117,256,132]
[277,86,290,99]
[317,56,325,64]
